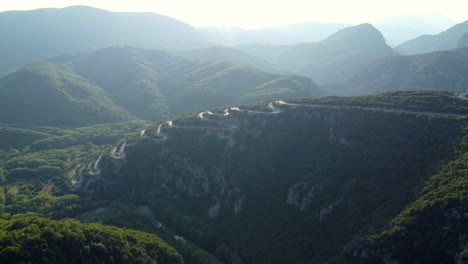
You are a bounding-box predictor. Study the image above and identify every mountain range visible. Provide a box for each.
[0,5,207,74]
[0,46,322,126]
[234,24,395,84]
[396,20,468,55]
[374,13,456,46]
[333,46,468,95]
[200,22,353,45]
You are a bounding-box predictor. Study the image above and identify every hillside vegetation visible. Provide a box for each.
[339,47,468,95]
[395,20,468,55]
[0,47,322,126]
[0,5,207,74]
[234,24,395,84]
[181,46,290,74]
[459,33,468,47]
[79,91,467,263]
[0,63,133,126]
[0,217,183,264]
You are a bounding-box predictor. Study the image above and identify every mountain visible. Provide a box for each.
[79,91,467,264]
[234,24,395,84]
[459,33,468,47]
[200,22,352,45]
[374,14,456,46]
[340,47,468,95]
[0,217,183,264]
[268,22,354,43]
[275,24,396,84]
[180,46,291,74]
[395,20,468,55]
[0,46,322,126]
[0,62,134,126]
[0,5,208,74]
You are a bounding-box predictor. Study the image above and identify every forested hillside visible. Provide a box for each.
[459,33,468,47]
[181,46,290,74]
[338,47,468,95]
[0,5,208,74]
[0,47,322,126]
[0,217,183,264]
[395,20,468,55]
[234,24,395,84]
[73,91,468,263]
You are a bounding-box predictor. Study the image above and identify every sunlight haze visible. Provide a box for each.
[0,0,467,28]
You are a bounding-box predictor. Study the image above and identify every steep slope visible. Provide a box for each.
[0,5,207,74]
[234,24,395,84]
[0,63,133,126]
[0,217,183,264]
[277,24,396,84]
[341,47,468,95]
[63,47,322,117]
[0,47,322,126]
[157,59,321,115]
[80,91,467,264]
[338,152,468,264]
[56,47,175,121]
[395,20,468,55]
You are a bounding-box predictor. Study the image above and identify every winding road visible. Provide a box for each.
[140,99,466,144]
[75,98,467,187]
[88,155,102,175]
[70,165,84,187]
[111,142,127,159]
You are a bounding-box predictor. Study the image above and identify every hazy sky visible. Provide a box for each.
[0,0,467,28]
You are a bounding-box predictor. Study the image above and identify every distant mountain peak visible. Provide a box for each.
[325,23,387,44]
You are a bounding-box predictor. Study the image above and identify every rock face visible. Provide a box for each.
[341,237,401,264]
[286,182,322,212]
[319,202,338,223]
[342,237,374,257]
[459,251,468,264]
